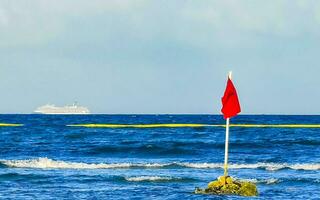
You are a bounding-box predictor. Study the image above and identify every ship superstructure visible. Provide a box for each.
[34,103,90,114]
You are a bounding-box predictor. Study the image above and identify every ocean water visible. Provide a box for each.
[0,114,319,200]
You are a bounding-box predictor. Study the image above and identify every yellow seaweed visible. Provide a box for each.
[0,123,23,127]
[195,176,258,197]
[67,123,320,128]
[67,124,207,128]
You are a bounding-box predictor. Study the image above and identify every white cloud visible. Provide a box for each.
[1,0,320,47]
[181,0,320,36]
[0,0,148,47]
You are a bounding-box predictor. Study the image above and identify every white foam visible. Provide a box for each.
[179,163,221,169]
[125,176,175,182]
[1,158,319,171]
[265,178,280,184]
[0,158,172,169]
[236,178,280,185]
[180,162,320,171]
[180,162,278,170]
[290,164,320,171]
[1,158,132,169]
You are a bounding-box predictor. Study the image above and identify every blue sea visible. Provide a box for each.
[0,115,319,199]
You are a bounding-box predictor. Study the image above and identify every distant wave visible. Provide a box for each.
[0,158,169,169]
[1,158,319,171]
[0,172,48,181]
[233,178,280,185]
[125,176,172,182]
[0,172,193,183]
[89,144,193,155]
[124,176,194,182]
[0,172,318,185]
[72,140,320,156]
[179,162,320,171]
[234,177,320,185]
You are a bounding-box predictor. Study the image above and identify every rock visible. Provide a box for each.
[194,176,258,197]
[238,182,258,196]
[226,176,233,184]
[207,180,221,189]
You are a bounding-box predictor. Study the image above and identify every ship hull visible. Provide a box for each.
[34,104,90,115]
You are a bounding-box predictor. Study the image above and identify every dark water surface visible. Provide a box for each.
[0,115,319,199]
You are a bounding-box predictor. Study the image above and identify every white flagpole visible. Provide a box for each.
[224,117,230,177]
[223,71,232,177]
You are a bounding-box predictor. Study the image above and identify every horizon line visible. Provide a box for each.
[0,113,319,116]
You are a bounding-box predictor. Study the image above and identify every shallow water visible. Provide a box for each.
[0,115,319,199]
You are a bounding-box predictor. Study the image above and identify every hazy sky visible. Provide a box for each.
[0,0,320,114]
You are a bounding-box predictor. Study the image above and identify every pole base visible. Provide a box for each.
[194,176,258,197]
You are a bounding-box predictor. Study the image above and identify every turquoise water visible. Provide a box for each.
[0,115,319,199]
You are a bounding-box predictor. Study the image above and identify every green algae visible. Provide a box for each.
[195,176,258,197]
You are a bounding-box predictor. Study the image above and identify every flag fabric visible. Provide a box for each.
[221,78,241,119]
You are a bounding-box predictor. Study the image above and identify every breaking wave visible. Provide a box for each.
[0,172,318,185]
[0,158,319,171]
[179,163,320,171]
[235,178,281,185]
[0,158,164,169]
[235,177,320,185]
[124,176,194,182]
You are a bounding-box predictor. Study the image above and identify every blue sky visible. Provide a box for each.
[0,0,320,114]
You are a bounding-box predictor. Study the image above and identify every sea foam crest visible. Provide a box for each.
[234,178,280,185]
[125,176,176,182]
[1,158,319,171]
[1,158,134,169]
[180,162,320,171]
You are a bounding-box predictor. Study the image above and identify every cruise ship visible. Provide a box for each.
[34,103,90,114]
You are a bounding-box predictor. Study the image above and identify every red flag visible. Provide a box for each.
[221,78,241,119]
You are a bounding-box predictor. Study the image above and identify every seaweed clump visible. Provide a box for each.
[194,176,258,197]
